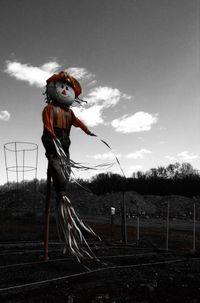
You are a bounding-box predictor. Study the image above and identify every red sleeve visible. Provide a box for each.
[42,105,56,138]
[71,109,90,134]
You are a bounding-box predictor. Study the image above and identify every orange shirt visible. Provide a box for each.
[42,104,90,138]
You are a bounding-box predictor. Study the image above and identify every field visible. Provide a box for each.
[0,214,200,303]
[0,189,199,302]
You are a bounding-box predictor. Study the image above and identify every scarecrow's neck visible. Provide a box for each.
[51,100,70,111]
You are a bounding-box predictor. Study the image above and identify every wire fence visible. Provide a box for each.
[0,185,199,253]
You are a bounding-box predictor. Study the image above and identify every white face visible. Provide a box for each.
[48,81,75,106]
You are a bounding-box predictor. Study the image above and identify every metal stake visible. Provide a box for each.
[192,201,196,253]
[110,207,115,242]
[136,204,140,243]
[166,200,170,251]
[121,192,127,244]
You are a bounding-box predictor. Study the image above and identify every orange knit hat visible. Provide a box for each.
[46,71,82,98]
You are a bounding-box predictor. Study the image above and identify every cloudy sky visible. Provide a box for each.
[0,0,199,184]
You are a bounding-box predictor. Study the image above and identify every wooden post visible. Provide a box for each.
[43,165,52,261]
[136,204,140,243]
[166,200,170,251]
[192,201,196,253]
[121,192,127,244]
[110,207,115,242]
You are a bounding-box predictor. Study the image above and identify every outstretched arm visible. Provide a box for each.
[71,110,96,136]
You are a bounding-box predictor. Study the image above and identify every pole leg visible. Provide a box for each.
[44,164,52,261]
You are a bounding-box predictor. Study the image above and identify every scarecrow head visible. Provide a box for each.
[46,71,82,106]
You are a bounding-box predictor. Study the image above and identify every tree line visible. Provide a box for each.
[0,162,199,197]
[88,162,200,197]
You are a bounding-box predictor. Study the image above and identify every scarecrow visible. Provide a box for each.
[42,71,100,262]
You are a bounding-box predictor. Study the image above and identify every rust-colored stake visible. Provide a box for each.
[44,165,52,261]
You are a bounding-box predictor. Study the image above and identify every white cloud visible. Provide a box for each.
[87,79,98,87]
[41,62,60,72]
[5,60,60,87]
[131,165,143,171]
[127,165,143,176]
[86,86,131,108]
[90,152,121,160]
[67,67,95,81]
[0,110,10,121]
[4,60,133,128]
[165,151,199,162]
[165,155,176,161]
[126,149,152,159]
[178,151,198,161]
[5,61,95,89]
[111,111,158,133]
[73,105,104,127]
[76,86,132,126]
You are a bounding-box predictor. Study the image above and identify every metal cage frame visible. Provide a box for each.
[4,142,38,184]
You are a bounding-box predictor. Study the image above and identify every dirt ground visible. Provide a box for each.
[1,258,200,303]
[0,218,200,302]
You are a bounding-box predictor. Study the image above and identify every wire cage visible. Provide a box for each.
[4,142,38,184]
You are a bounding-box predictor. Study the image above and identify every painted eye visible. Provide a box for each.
[61,84,64,89]
[66,86,69,90]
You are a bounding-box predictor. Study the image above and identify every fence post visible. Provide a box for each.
[136,204,140,244]
[110,207,115,242]
[166,200,170,251]
[192,201,196,253]
[121,192,127,244]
